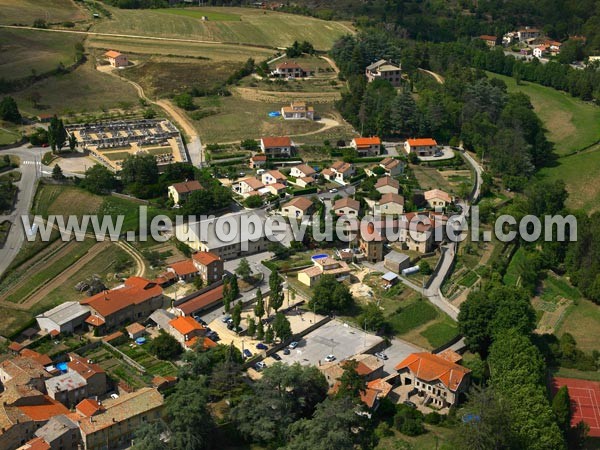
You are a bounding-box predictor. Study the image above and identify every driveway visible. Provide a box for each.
[381,338,426,376]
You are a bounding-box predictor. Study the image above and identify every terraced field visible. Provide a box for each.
[0,0,87,25]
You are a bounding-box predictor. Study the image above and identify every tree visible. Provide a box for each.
[419,260,433,275]
[222,277,232,313]
[254,288,265,319]
[272,312,292,342]
[247,317,256,337]
[285,397,363,450]
[231,363,327,445]
[231,301,242,331]
[148,330,183,360]
[165,379,215,449]
[265,324,274,344]
[269,271,284,314]
[244,194,263,208]
[552,386,572,436]
[132,422,168,450]
[80,164,117,195]
[337,359,366,399]
[235,257,252,282]
[256,319,265,340]
[0,97,21,123]
[173,93,196,111]
[358,303,386,333]
[27,91,42,109]
[51,164,64,180]
[48,115,67,152]
[33,18,47,28]
[120,153,159,186]
[309,275,354,314]
[181,187,232,216]
[68,133,77,151]
[394,404,426,436]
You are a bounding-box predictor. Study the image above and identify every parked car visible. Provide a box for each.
[256,343,268,350]
[324,354,336,362]
[221,315,232,323]
[403,401,417,409]
[375,352,388,360]
[271,353,282,361]
[255,361,266,370]
[329,188,338,193]
[243,349,252,358]
[288,341,299,349]
[194,316,207,326]
[283,348,290,355]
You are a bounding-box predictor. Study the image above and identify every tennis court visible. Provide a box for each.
[551,377,600,437]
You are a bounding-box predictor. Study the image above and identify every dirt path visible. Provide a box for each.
[233,87,341,103]
[418,68,445,84]
[115,241,146,278]
[319,55,340,74]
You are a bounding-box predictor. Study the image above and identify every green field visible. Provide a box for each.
[487,72,600,155]
[91,6,353,50]
[192,95,325,143]
[503,246,525,286]
[0,125,21,145]
[13,59,139,115]
[388,300,438,335]
[557,298,600,353]
[538,145,600,212]
[0,28,84,80]
[158,8,241,22]
[421,320,459,348]
[120,57,242,98]
[0,0,87,25]
[87,35,275,61]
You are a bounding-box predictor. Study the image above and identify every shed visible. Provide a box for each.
[125,322,146,340]
[384,251,411,273]
[381,272,398,287]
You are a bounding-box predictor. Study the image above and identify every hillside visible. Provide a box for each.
[90,6,354,50]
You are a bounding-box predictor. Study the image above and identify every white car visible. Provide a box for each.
[329,188,338,193]
[375,352,388,360]
[289,341,299,349]
[324,354,336,362]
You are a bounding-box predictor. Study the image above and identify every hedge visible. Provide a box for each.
[292,187,318,196]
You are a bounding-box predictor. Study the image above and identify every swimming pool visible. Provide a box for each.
[56,362,68,373]
[311,254,328,262]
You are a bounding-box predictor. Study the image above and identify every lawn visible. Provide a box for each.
[91,6,353,50]
[387,300,438,335]
[0,307,32,338]
[86,35,275,62]
[557,297,600,353]
[486,72,600,155]
[13,59,139,115]
[192,95,324,143]
[538,144,600,212]
[0,0,88,25]
[158,8,241,21]
[375,424,453,449]
[120,57,242,98]
[33,184,104,218]
[0,126,21,145]
[421,320,459,348]
[0,28,84,80]
[503,246,525,286]
[411,165,454,193]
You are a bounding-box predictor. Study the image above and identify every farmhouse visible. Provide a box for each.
[260,136,294,158]
[404,138,439,157]
[168,316,206,348]
[192,251,224,284]
[167,259,200,282]
[281,102,315,120]
[249,154,267,169]
[273,61,308,78]
[80,277,164,331]
[350,137,381,156]
[374,176,400,195]
[395,352,471,408]
[478,35,497,47]
[424,189,452,209]
[517,27,541,42]
[168,180,203,206]
[104,50,128,68]
[322,161,355,185]
[36,301,91,335]
[333,197,360,217]
[281,197,314,219]
[533,45,547,58]
[365,59,402,86]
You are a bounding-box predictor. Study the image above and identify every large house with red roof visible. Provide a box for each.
[403,138,439,157]
[104,50,128,68]
[351,137,381,156]
[260,136,294,158]
[272,61,309,78]
[395,352,471,408]
[168,180,203,206]
[80,277,164,331]
[192,251,224,284]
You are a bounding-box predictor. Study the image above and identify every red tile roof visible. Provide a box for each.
[171,180,203,194]
[21,437,51,450]
[85,315,105,326]
[380,193,404,205]
[424,189,452,203]
[333,197,360,212]
[169,316,204,336]
[177,284,224,316]
[276,61,304,70]
[80,277,162,318]
[261,136,292,148]
[283,196,313,211]
[479,35,497,41]
[395,352,471,392]
[76,398,104,417]
[18,395,69,421]
[407,138,438,147]
[375,176,400,189]
[104,50,122,58]
[251,154,267,161]
[125,322,146,336]
[353,137,381,148]
[102,331,124,343]
[20,349,52,367]
[8,342,23,352]
[67,353,105,379]
[192,251,221,266]
[168,260,199,277]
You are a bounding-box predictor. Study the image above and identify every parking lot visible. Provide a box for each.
[270,319,384,366]
[379,338,425,376]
